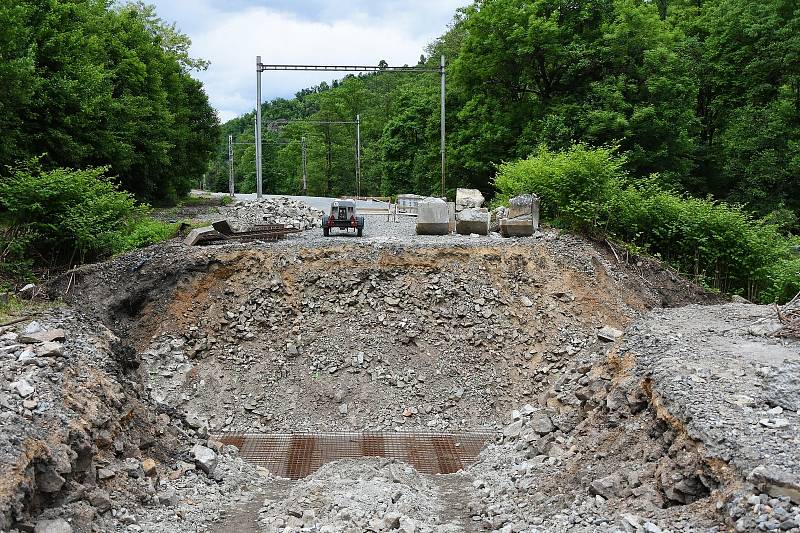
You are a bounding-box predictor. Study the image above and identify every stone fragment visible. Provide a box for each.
[23,321,43,334]
[191,444,218,475]
[759,418,790,429]
[529,412,555,435]
[88,489,112,513]
[34,518,73,533]
[97,468,115,480]
[383,512,402,530]
[455,188,485,211]
[748,466,800,504]
[503,420,524,438]
[519,296,533,308]
[590,473,624,499]
[36,466,65,493]
[13,379,34,398]
[507,194,540,227]
[142,458,157,478]
[36,341,64,357]
[20,329,66,344]
[598,326,624,342]
[158,488,179,507]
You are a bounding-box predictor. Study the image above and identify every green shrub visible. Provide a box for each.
[114,219,179,255]
[494,145,800,303]
[0,158,177,270]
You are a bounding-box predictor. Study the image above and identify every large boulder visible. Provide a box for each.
[416,197,450,235]
[455,188,485,211]
[191,444,218,475]
[455,208,489,235]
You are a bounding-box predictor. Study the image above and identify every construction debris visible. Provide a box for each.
[221,196,323,231]
[184,219,301,246]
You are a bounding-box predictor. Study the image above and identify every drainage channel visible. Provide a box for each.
[216,431,496,480]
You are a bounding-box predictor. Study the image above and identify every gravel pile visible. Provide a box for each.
[257,458,457,532]
[221,197,323,231]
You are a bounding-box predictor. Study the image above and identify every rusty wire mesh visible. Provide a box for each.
[215,431,496,480]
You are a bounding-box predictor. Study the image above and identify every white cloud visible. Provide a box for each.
[149,1,469,121]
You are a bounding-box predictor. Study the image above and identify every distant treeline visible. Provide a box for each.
[0,1,219,205]
[211,0,800,231]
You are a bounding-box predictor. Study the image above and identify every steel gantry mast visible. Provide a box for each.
[255,58,446,199]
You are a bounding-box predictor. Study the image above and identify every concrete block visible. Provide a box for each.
[416,197,450,235]
[500,218,535,238]
[456,208,489,235]
[456,188,485,211]
[184,226,223,246]
[508,194,541,230]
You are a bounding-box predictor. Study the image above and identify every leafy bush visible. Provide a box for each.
[114,219,180,255]
[0,159,176,271]
[494,145,800,303]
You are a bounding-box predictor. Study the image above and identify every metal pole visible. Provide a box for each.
[356,114,361,198]
[301,136,307,193]
[255,56,263,199]
[440,55,446,199]
[228,134,235,197]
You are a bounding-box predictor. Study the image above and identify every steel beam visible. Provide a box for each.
[258,64,438,73]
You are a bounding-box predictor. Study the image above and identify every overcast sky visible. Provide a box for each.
[147,0,471,122]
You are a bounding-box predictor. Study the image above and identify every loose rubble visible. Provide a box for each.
[220,197,323,231]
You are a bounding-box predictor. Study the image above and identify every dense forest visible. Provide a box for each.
[0,0,219,205]
[210,0,800,230]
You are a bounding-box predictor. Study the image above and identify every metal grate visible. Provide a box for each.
[215,431,496,480]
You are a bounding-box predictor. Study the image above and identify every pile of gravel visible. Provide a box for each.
[222,197,323,231]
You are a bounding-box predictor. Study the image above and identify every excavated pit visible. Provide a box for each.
[3,236,763,532]
[119,244,660,437]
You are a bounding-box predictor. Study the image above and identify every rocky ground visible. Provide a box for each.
[0,197,797,533]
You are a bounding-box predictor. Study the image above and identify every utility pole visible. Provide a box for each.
[440,55,446,199]
[228,134,235,197]
[255,56,263,199]
[301,136,308,193]
[356,114,361,198]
